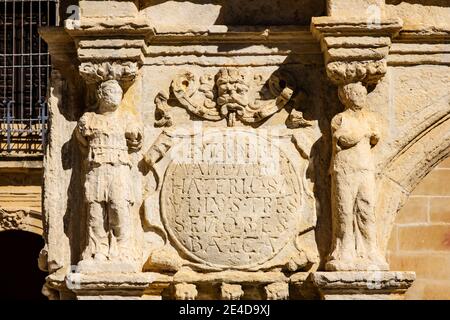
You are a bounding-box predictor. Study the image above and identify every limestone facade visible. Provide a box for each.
[388,157,450,300]
[0,160,43,235]
[36,0,449,300]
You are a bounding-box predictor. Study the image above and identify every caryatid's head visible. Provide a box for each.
[96,80,123,113]
[338,82,368,111]
[216,68,251,116]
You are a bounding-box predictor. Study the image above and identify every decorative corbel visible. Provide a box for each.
[64,16,153,65]
[65,16,153,93]
[311,17,403,86]
[79,61,139,86]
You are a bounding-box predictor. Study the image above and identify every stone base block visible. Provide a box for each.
[44,270,416,300]
[64,272,172,300]
[311,271,416,300]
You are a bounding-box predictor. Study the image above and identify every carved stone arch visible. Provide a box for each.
[0,208,43,236]
[376,114,450,253]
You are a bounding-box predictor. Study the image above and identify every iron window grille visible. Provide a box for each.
[0,0,58,155]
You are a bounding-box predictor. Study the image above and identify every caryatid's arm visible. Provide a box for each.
[369,112,381,147]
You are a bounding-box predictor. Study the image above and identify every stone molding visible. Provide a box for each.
[389,26,450,66]
[312,271,416,300]
[64,17,153,77]
[44,270,416,300]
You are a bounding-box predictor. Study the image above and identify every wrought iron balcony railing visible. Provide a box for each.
[0,98,47,154]
[0,0,58,155]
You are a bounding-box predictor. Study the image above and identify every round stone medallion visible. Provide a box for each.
[160,130,301,269]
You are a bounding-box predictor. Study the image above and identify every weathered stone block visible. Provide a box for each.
[430,197,450,223]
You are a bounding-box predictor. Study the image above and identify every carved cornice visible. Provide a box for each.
[143,26,322,67]
[64,17,153,68]
[311,17,403,85]
[65,17,154,37]
[389,26,450,67]
[38,27,78,71]
[148,25,314,43]
[66,18,151,85]
[311,271,416,297]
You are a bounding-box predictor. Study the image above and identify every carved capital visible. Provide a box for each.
[311,17,403,85]
[64,17,152,86]
[174,283,198,300]
[0,208,29,231]
[265,282,289,300]
[79,61,139,85]
[221,283,244,300]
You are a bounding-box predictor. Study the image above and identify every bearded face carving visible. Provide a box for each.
[156,67,296,127]
[216,68,253,126]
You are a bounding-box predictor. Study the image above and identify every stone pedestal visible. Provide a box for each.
[42,270,416,300]
[64,273,172,300]
[311,272,416,300]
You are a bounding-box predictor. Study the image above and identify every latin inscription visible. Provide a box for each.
[161,131,301,268]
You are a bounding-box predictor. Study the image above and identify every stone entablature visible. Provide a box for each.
[38,0,450,300]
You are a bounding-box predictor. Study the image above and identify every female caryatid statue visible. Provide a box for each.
[326,82,388,271]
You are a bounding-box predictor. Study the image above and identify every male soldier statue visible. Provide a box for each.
[75,79,142,269]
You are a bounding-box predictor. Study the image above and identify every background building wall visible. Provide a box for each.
[0,167,42,213]
[388,156,450,300]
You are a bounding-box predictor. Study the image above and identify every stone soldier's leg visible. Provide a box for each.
[108,166,134,261]
[85,201,109,261]
[109,199,133,260]
[327,171,359,270]
[355,171,388,270]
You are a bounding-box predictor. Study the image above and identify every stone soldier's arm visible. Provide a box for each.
[144,132,173,168]
[75,113,90,148]
[125,115,143,152]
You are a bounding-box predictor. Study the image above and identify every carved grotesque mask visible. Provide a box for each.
[216,68,251,116]
[97,80,123,113]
